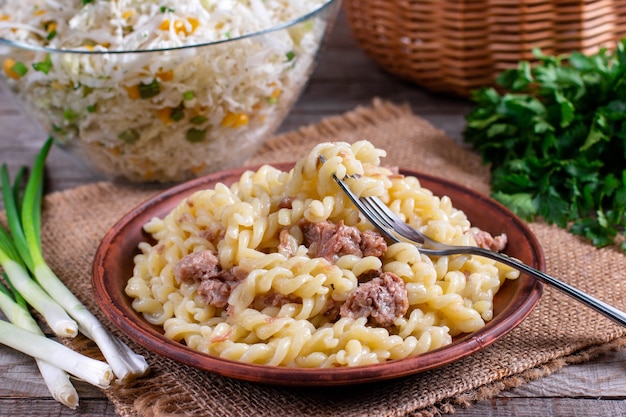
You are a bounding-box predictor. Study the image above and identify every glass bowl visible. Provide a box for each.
[0,0,340,183]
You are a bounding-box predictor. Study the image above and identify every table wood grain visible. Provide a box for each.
[0,11,625,417]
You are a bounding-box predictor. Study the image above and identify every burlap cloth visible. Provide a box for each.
[37,99,626,416]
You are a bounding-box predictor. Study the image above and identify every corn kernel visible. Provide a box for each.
[233,113,249,128]
[215,22,224,30]
[33,9,46,16]
[159,19,170,30]
[83,45,95,51]
[221,111,237,127]
[156,107,173,124]
[174,20,185,33]
[191,162,207,174]
[270,88,282,99]
[122,10,134,20]
[157,69,174,81]
[45,22,57,33]
[3,59,19,79]
[0,15,10,21]
[125,85,140,99]
[187,17,199,34]
[108,146,122,156]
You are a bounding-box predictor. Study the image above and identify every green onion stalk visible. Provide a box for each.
[0,280,79,408]
[2,139,149,383]
[0,227,78,337]
[0,318,113,388]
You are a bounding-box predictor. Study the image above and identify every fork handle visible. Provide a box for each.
[420,246,626,328]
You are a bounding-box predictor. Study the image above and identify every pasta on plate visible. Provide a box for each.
[126,140,519,367]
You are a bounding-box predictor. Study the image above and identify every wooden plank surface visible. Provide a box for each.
[0,9,625,417]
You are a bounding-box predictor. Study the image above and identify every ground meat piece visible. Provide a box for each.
[301,220,387,262]
[174,250,220,285]
[340,272,408,327]
[473,230,508,252]
[278,196,294,209]
[174,251,247,308]
[303,220,363,261]
[360,230,387,257]
[197,279,232,308]
[197,266,247,308]
[251,292,302,310]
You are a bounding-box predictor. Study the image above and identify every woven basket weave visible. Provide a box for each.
[343,0,626,97]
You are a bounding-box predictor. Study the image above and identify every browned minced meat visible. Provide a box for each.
[251,292,302,311]
[277,196,294,209]
[173,250,220,285]
[301,220,387,262]
[473,230,508,252]
[340,271,409,327]
[174,250,247,308]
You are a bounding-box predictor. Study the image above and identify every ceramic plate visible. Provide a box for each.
[92,163,544,386]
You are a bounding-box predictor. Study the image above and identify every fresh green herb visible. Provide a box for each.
[182,90,195,101]
[86,104,97,113]
[190,115,208,125]
[169,102,185,122]
[286,51,295,62]
[463,39,626,252]
[138,79,160,99]
[32,54,52,74]
[46,30,57,41]
[160,6,174,13]
[118,128,140,143]
[82,0,94,5]
[11,61,28,77]
[186,128,206,142]
[62,109,78,122]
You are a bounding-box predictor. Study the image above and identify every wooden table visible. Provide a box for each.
[1,11,625,417]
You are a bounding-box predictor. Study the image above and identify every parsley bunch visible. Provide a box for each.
[463,39,626,252]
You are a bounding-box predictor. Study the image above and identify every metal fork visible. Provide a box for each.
[320,156,626,328]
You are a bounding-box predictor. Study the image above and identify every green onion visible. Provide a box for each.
[62,109,78,122]
[12,61,28,77]
[0,166,78,338]
[190,115,208,125]
[0,319,113,388]
[186,128,206,142]
[32,54,52,74]
[118,128,140,144]
[86,104,97,113]
[138,79,160,99]
[3,138,149,383]
[182,90,195,101]
[46,30,57,41]
[169,102,185,122]
[285,51,295,62]
[0,279,79,409]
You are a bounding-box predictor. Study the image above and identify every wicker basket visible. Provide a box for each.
[343,0,626,96]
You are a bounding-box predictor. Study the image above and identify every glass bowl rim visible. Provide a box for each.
[0,0,339,55]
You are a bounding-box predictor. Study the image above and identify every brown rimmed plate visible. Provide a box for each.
[92,163,544,386]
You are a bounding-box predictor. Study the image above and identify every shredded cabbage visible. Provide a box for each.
[0,0,335,182]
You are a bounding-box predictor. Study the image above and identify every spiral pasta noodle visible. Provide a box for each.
[126,140,519,367]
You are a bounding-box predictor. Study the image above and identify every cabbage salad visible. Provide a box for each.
[0,0,334,182]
